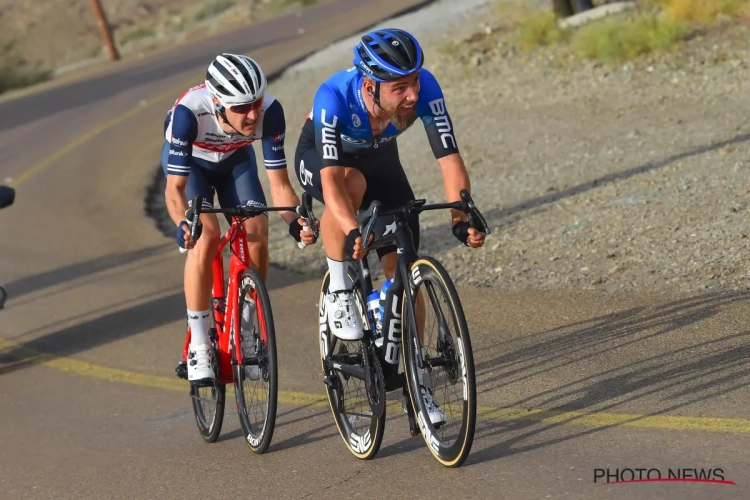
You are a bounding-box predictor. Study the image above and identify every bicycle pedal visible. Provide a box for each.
[190,378,215,388]
[175,361,188,380]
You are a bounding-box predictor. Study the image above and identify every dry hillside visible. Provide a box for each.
[0,0,320,89]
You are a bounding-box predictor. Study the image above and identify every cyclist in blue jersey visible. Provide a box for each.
[294,29,486,425]
[163,53,316,383]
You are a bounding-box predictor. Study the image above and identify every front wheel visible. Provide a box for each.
[233,269,278,454]
[402,257,477,467]
[318,271,386,460]
[190,341,226,443]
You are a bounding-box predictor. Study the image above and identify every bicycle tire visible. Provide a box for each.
[318,270,386,460]
[402,256,476,467]
[190,318,226,443]
[233,268,278,454]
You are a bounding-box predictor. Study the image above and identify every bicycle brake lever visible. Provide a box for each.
[361,206,379,250]
[299,193,319,239]
[183,196,203,250]
[460,189,491,235]
[468,209,491,235]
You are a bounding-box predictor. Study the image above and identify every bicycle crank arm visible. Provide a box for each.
[324,359,366,381]
[403,384,421,437]
[236,356,261,366]
[423,356,451,368]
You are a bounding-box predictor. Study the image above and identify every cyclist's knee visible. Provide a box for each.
[380,252,397,279]
[194,216,221,259]
[243,215,269,249]
[344,168,366,209]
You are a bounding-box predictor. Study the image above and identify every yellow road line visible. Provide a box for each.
[8,87,177,188]
[477,407,750,434]
[2,337,750,434]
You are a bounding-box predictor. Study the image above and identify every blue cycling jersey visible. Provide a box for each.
[307,67,459,167]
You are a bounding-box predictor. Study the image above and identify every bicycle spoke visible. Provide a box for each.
[404,258,476,467]
[318,271,386,460]
[234,269,278,454]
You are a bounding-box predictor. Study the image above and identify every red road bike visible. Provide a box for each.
[175,193,318,453]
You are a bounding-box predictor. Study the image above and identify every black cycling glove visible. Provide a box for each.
[176,220,202,248]
[344,228,361,259]
[452,221,471,246]
[289,219,304,243]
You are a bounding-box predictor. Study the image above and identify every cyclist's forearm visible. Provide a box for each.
[320,168,358,233]
[165,180,189,226]
[438,153,471,225]
[267,169,301,225]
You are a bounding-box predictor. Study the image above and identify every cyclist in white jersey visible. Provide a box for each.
[161,53,316,382]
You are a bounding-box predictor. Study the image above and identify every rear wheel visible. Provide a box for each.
[233,269,278,454]
[318,271,386,460]
[402,257,476,467]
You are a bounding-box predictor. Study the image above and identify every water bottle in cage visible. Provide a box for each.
[366,290,381,341]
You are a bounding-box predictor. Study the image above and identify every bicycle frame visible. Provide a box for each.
[182,218,266,385]
[353,191,490,373]
[353,211,422,370]
[180,192,318,385]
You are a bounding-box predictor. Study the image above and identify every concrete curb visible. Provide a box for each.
[558,1,638,29]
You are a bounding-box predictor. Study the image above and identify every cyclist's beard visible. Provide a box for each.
[384,101,418,131]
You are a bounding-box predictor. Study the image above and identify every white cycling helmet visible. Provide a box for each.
[205,53,267,107]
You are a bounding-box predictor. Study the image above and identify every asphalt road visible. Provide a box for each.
[1,1,750,498]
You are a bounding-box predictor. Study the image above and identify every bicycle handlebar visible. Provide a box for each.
[359,189,491,251]
[180,193,320,253]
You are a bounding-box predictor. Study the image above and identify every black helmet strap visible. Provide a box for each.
[373,81,381,106]
[215,107,246,137]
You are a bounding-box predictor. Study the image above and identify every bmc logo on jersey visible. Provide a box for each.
[428,98,457,150]
[320,109,339,160]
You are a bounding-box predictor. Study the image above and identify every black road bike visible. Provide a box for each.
[314,189,490,467]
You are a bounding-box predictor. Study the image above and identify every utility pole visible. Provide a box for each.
[552,0,575,17]
[89,0,120,61]
[552,0,594,17]
[571,0,595,13]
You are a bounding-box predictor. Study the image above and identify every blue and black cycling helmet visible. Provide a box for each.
[353,28,424,82]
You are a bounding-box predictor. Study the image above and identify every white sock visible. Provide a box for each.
[327,257,351,292]
[188,309,211,347]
